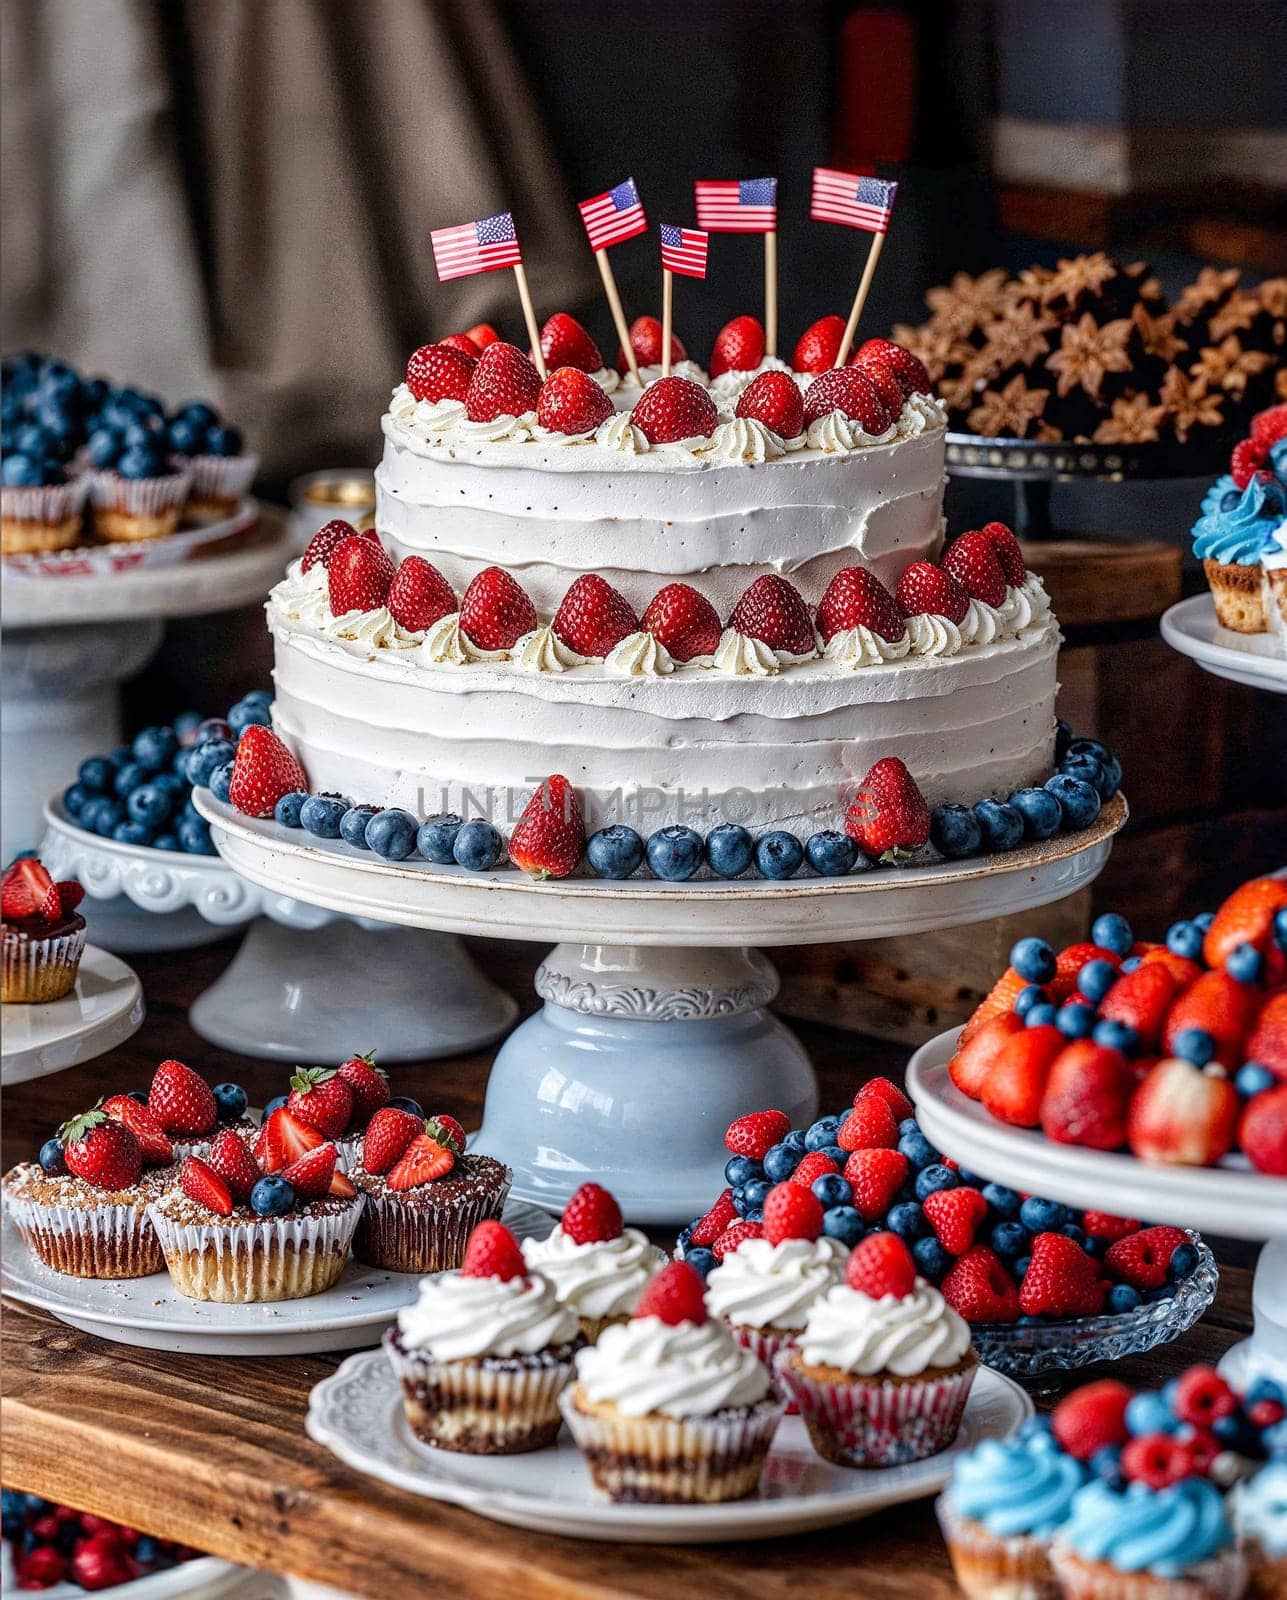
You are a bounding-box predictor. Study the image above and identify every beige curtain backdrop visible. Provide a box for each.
[1,0,596,478]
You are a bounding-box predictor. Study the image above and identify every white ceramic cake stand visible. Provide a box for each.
[1160,594,1287,694]
[908,1030,1287,1387]
[195,790,1124,1222]
[1,944,144,1086]
[0,503,294,858]
[38,801,516,1065]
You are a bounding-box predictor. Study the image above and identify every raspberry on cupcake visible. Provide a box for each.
[2,859,86,1004]
[521,1182,667,1342]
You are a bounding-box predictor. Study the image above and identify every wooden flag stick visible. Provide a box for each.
[834,232,886,367]
[512,262,546,378]
[661,268,674,379]
[764,231,778,358]
[595,248,639,384]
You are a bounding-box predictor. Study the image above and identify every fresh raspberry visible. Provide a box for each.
[688,1188,738,1246]
[460,1220,528,1281]
[148,1059,217,1136]
[922,1186,988,1254]
[301,517,376,574]
[844,757,931,859]
[709,314,765,378]
[1018,1232,1106,1317]
[943,530,1007,608]
[59,1109,142,1191]
[361,1106,424,1175]
[54,880,86,916]
[763,1181,824,1244]
[1098,962,1176,1050]
[286,1067,353,1139]
[635,1260,708,1325]
[1230,436,1267,489]
[735,369,805,438]
[180,1155,233,1216]
[616,314,685,375]
[539,312,603,373]
[1051,1380,1134,1460]
[1040,1040,1133,1149]
[724,1109,792,1159]
[1127,1058,1240,1167]
[327,534,395,615]
[387,557,456,632]
[949,1012,1024,1099]
[1173,1364,1238,1427]
[845,1231,916,1299]
[792,314,846,374]
[850,351,909,414]
[101,1094,173,1166]
[206,1126,261,1202]
[1104,1225,1189,1290]
[940,1245,1021,1323]
[894,561,969,625]
[561,1182,623,1245]
[337,1053,391,1126]
[641,582,722,662]
[817,566,906,643]
[728,574,815,654]
[1184,1427,1222,1476]
[1248,1398,1287,1429]
[536,366,615,435]
[438,331,481,357]
[281,1143,339,1201]
[854,337,932,396]
[464,342,543,424]
[1251,403,1287,450]
[842,1147,909,1221]
[711,1220,764,1260]
[836,1096,900,1151]
[979,521,1027,586]
[508,774,586,881]
[405,342,476,403]
[1121,1433,1196,1490]
[1081,1211,1141,1242]
[459,566,538,651]
[632,376,718,443]
[553,574,639,657]
[1240,1085,1287,1175]
[855,1076,914,1123]
[790,1151,841,1188]
[801,366,893,433]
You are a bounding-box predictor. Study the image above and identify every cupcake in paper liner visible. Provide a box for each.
[1231,1463,1287,1600]
[384,1221,583,1455]
[164,404,255,520]
[352,1145,511,1276]
[89,462,192,543]
[704,1233,847,1377]
[1,471,91,556]
[520,1182,667,1343]
[1,862,87,1004]
[1190,471,1282,634]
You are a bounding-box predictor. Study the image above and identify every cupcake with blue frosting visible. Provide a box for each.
[1191,404,1287,633]
[1232,1462,1287,1600]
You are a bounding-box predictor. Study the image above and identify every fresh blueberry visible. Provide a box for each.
[819,1144,848,1168]
[417,813,464,864]
[228,698,272,734]
[1013,1255,1031,1282]
[1120,956,1141,973]
[731,1190,750,1218]
[205,422,243,456]
[646,825,704,881]
[1247,1377,1287,1408]
[821,1205,864,1247]
[804,1115,843,1151]
[912,1236,954,1283]
[587,824,645,879]
[77,755,115,794]
[684,1246,717,1280]
[134,1535,161,1567]
[1089,1445,1124,1486]
[763,1142,802,1182]
[129,724,177,775]
[1057,1002,1098,1040]
[113,760,151,798]
[981,1182,1020,1218]
[167,414,208,456]
[1213,1411,1261,1451]
[38,1137,66,1175]
[1014,984,1050,1018]
[1008,786,1063,841]
[177,814,215,854]
[1107,1284,1142,1315]
[0,452,43,486]
[194,716,234,745]
[340,804,380,849]
[1168,1242,1200,1280]
[741,1178,771,1210]
[390,1095,428,1118]
[1026,1001,1058,1029]
[990,1221,1030,1259]
[127,782,172,829]
[1060,1222,1086,1247]
[453,819,504,871]
[898,1127,940,1170]
[1091,912,1133,956]
[886,1201,929,1241]
[113,820,154,847]
[781,1129,808,1154]
[1061,750,1109,796]
[914,1163,957,1201]
[804,829,860,876]
[274,791,308,828]
[1045,773,1101,830]
[261,1094,290,1118]
[185,738,237,787]
[1236,1061,1277,1099]
[812,1173,852,1208]
[364,807,418,860]
[250,1175,296,1217]
[1192,910,1216,933]
[208,762,234,804]
[81,796,124,836]
[241,688,273,709]
[1171,1027,1216,1066]
[116,445,166,480]
[1226,942,1263,984]
[213,1082,248,1122]
[1010,936,1056,984]
[153,833,180,851]
[1078,959,1119,1004]
[724,1155,763,1188]
[756,830,803,880]
[743,1206,764,1224]
[1019,1196,1070,1232]
[955,1165,982,1186]
[61,782,90,817]
[973,798,1024,853]
[1092,1018,1138,1054]
[1165,920,1204,961]
[300,793,350,839]
[171,399,220,430]
[1276,908,1287,953]
[930,803,982,859]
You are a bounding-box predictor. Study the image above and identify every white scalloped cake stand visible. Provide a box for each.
[2,944,144,1086]
[38,801,516,1064]
[1161,594,1287,694]
[1,503,294,858]
[195,790,1124,1222]
[908,1029,1287,1387]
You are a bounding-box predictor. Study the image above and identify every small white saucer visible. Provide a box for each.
[1,944,144,1085]
[1161,593,1287,693]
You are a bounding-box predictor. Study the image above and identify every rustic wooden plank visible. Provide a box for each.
[1024,540,1183,630]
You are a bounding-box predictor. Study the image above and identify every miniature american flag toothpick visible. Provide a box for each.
[695,179,779,355]
[658,224,709,379]
[429,210,546,377]
[810,169,901,366]
[578,178,648,383]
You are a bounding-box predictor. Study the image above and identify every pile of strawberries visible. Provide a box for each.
[2,1492,199,1592]
[950,876,1287,1173]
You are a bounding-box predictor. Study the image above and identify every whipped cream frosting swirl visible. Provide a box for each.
[713,628,781,676]
[823,625,912,668]
[271,559,331,627]
[605,630,675,677]
[959,597,1006,646]
[798,1279,971,1376]
[420,611,509,666]
[320,607,420,652]
[806,410,898,454]
[704,1236,846,1331]
[693,417,796,464]
[905,613,964,657]
[1233,1462,1287,1557]
[521,1225,664,1320]
[458,410,538,444]
[574,1314,770,1417]
[513,625,585,673]
[396,1268,579,1360]
[387,382,468,440]
[594,413,652,454]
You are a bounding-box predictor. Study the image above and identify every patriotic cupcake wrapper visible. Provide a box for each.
[775,1351,976,1468]
[1049,1543,1249,1600]
[146,1201,362,1302]
[4,1192,163,1279]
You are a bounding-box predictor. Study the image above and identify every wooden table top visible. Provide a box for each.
[0,939,1258,1600]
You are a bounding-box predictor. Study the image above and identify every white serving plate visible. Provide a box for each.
[2,503,258,580]
[1,944,144,1085]
[1161,593,1287,694]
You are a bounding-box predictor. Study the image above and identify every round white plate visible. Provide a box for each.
[306,1349,1030,1543]
[0,1200,552,1356]
[0,1544,247,1600]
[1161,593,1287,694]
[1,944,144,1085]
[908,1029,1286,1242]
[2,503,258,580]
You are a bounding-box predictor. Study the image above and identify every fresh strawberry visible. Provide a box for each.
[961,968,1029,1043]
[641,582,722,662]
[923,1186,988,1254]
[711,1220,764,1260]
[254,1106,324,1173]
[438,331,481,357]
[709,314,765,378]
[1019,1232,1106,1317]
[855,337,932,396]
[2,858,54,920]
[387,1133,455,1191]
[842,1147,909,1221]
[943,530,1007,608]
[425,1113,467,1153]
[458,566,538,651]
[327,533,395,615]
[59,1108,142,1190]
[1246,994,1287,1080]
[148,1059,216,1136]
[206,1127,261,1202]
[845,1231,916,1298]
[464,341,543,423]
[729,574,816,654]
[1239,1085,1287,1174]
[508,774,586,881]
[850,351,908,414]
[404,342,476,404]
[635,1260,707,1324]
[539,312,603,373]
[1251,403,1287,449]
[330,1166,358,1199]
[460,1220,527,1281]
[1128,1058,1239,1166]
[286,1067,353,1139]
[1231,437,1267,490]
[227,726,308,819]
[791,315,846,374]
[386,557,456,632]
[102,1094,173,1165]
[725,1109,792,1159]
[1162,970,1259,1068]
[1054,942,1121,999]
[559,1181,623,1244]
[689,1188,738,1246]
[1040,1040,1133,1149]
[553,574,639,657]
[844,757,931,859]
[763,1181,824,1244]
[856,1076,914,1122]
[1203,877,1287,970]
[535,366,614,435]
[335,1052,389,1125]
[817,566,906,643]
[54,880,86,916]
[1051,1380,1133,1461]
[894,561,969,625]
[979,521,1027,586]
[941,1244,1021,1323]
[465,322,501,350]
[1105,1225,1190,1289]
[180,1155,232,1216]
[616,314,685,375]
[801,366,893,433]
[836,1096,899,1151]
[1121,1433,1196,1490]
[1082,1211,1142,1242]
[734,370,805,438]
[281,1143,338,1201]
[949,1012,1025,1099]
[1099,963,1176,1051]
[36,879,63,920]
[790,1151,841,1188]
[632,375,718,443]
[361,1106,423,1175]
[981,1024,1065,1127]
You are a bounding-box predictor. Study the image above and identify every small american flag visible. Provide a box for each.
[578,177,647,251]
[430,211,522,281]
[810,169,899,234]
[694,177,778,234]
[659,223,708,279]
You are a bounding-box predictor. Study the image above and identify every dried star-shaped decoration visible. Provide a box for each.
[966,374,1051,438]
[890,322,970,383]
[923,270,1010,339]
[1173,267,1242,322]
[977,304,1056,372]
[1040,254,1119,309]
[1046,314,1134,398]
[1132,305,1188,365]
[1158,368,1225,440]
[1190,336,1273,397]
[1259,277,1287,323]
[1210,292,1263,344]
[1092,393,1168,444]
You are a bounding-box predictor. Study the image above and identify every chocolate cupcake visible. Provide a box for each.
[2,862,86,1004]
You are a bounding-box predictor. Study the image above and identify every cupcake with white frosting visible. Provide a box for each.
[776,1230,977,1468]
[520,1181,666,1342]
[383,1220,583,1454]
[1233,1461,1287,1600]
[559,1259,787,1503]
